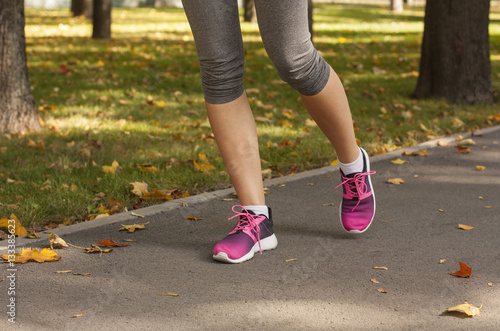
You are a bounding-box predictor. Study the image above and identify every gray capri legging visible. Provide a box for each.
[181,0,330,104]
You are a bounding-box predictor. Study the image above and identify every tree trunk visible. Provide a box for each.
[390,0,404,13]
[92,0,112,39]
[413,0,493,104]
[0,0,40,134]
[244,0,256,23]
[72,0,93,18]
[308,0,314,42]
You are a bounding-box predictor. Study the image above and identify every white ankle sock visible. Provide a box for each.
[338,148,363,175]
[243,205,269,218]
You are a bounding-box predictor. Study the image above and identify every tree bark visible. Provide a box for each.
[390,0,404,13]
[413,0,493,104]
[0,0,40,134]
[72,0,93,18]
[244,0,256,23]
[92,0,112,39]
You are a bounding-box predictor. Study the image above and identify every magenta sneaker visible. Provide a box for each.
[213,205,278,264]
[335,147,376,233]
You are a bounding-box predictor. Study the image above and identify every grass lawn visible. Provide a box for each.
[1,3,499,229]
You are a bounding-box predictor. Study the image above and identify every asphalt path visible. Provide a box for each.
[1,126,500,330]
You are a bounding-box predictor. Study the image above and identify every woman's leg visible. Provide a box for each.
[182,0,265,206]
[206,94,265,206]
[183,0,276,263]
[254,0,359,164]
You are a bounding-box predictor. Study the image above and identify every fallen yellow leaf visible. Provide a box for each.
[443,302,481,317]
[102,160,120,176]
[390,158,409,164]
[371,278,380,283]
[458,224,474,230]
[387,178,405,185]
[2,247,61,263]
[72,313,84,318]
[476,165,486,171]
[193,160,216,173]
[281,108,296,119]
[54,270,72,273]
[373,266,388,270]
[157,293,179,296]
[457,138,476,146]
[0,214,28,237]
[28,139,46,150]
[285,258,298,262]
[377,288,387,293]
[439,259,447,264]
[135,164,158,173]
[130,181,148,197]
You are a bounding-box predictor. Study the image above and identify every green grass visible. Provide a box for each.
[1,4,499,228]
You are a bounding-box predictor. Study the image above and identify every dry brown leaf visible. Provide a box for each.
[157,293,179,296]
[85,244,113,254]
[72,313,84,318]
[186,215,203,221]
[48,232,68,249]
[73,273,91,276]
[457,224,474,231]
[449,260,472,278]
[25,231,41,239]
[118,222,150,233]
[371,278,380,284]
[97,238,131,247]
[402,149,428,156]
[142,188,173,201]
[377,288,387,293]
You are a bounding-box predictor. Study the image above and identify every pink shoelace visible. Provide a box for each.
[335,171,376,211]
[227,205,266,254]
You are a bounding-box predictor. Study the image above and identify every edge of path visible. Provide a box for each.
[2,124,499,251]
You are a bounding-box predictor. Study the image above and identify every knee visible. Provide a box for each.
[199,53,245,104]
[269,47,330,96]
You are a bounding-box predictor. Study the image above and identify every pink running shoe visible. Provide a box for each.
[335,147,376,233]
[213,205,278,264]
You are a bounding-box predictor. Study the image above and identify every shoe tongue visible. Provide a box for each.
[345,172,359,179]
